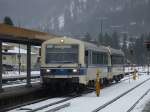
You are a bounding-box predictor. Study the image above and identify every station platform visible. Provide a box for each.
[2,74,40,83]
[0,83,43,111]
[0,83,41,98]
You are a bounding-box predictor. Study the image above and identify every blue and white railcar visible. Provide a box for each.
[40,37,124,89]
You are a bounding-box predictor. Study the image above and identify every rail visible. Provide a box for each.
[44,103,70,112]
[92,77,150,112]
[127,88,150,112]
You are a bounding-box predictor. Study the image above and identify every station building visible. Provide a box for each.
[2,43,39,71]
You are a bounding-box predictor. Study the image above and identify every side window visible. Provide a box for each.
[103,54,108,64]
[92,52,97,64]
[111,55,124,64]
[85,50,88,65]
[92,51,108,64]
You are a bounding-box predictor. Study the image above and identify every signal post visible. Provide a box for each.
[144,41,150,75]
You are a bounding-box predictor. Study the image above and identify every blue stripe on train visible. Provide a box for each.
[50,68,86,75]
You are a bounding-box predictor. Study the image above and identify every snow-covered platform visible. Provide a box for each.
[2,71,40,83]
[0,83,41,98]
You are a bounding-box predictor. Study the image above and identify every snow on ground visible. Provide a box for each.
[8,73,150,112]
[3,80,40,88]
[9,98,66,112]
[2,71,40,78]
[131,91,150,112]
[55,74,150,112]
[2,71,40,88]
[6,67,150,112]
[100,76,150,112]
[125,66,150,73]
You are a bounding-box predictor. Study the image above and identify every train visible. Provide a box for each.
[40,37,125,91]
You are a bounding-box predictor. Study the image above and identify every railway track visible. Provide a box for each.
[6,72,144,112]
[126,88,150,112]
[92,77,150,112]
[1,96,50,112]
[23,74,140,112]
[8,89,93,112]
[44,103,71,112]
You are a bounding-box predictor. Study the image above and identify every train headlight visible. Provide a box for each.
[46,69,51,72]
[60,39,64,43]
[73,69,77,73]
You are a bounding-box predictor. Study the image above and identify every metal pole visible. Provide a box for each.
[100,19,103,35]
[26,41,32,87]
[148,55,150,75]
[0,41,3,92]
[18,44,21,75]
[128,64,130,84]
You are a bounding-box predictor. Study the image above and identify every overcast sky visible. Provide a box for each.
[0,0,58,28]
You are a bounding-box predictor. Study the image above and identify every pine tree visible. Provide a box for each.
[83,32,92,42]
[3,16,14,26]
[122,34,128,58]
[97,32,104,45]
[111,32,120,49]
[103,33,112,46]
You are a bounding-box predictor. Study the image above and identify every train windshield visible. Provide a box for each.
[45,44,79,64]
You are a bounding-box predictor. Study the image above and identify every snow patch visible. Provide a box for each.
[116,6,123,11]
[79,0,87,3]
[58,14,65,30]
[70,1,75,18]
[130,22,137,26]
[50,17,55,30]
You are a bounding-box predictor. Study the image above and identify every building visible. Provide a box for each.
[2,43,40,71]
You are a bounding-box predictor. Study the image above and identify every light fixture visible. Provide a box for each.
[73,69,77,73]
[60,39,64,43]
[46,69,51,72]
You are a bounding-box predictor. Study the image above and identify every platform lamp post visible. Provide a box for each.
[129,49,137,80]
[129,48,134,78]
[144,41,150,75]
[18,44,21,75]
[26,41,32,87]
[129,49,134,68]
[127,61,131,84]
[0,41,3,92]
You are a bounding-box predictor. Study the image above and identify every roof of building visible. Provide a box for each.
[0,24,58,45]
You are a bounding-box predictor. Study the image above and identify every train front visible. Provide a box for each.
[40,38,86,90]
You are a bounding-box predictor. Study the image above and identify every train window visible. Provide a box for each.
[92,52,108,64]
[45,44,79,64]
[85,50,88,65]
[85,51,88,56]
[111,55,124,64]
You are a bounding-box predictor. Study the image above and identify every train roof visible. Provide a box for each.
[43,37,124,56]
[83,41,124,56]
[83,41,108,53]
[109,47,124,56]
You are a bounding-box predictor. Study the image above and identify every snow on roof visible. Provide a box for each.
[7,47,36,54]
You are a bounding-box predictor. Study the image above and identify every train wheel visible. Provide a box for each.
[79,84,86,91]
[59,83,65,93]
[103,78,109,86]
[114,76,119,83]
[73,83,80,93]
